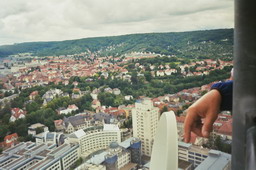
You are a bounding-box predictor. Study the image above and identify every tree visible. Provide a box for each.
[131,72,138,84]
[36,127,44,134]
[0,124,9,142]
[160,106,168,115]
[26,102,40,113]
[144,71,152,82]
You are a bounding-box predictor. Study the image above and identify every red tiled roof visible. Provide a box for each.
[30,91,39,96]
[54,119,63,126]
[11,108,26,120]
[4,133,18,142]
[217,120,232,136]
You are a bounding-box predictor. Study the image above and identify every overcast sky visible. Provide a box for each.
[0,0,234,45]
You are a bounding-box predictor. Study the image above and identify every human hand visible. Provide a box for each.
[183,90,221,143]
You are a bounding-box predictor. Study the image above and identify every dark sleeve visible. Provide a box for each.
[211,80,233,111]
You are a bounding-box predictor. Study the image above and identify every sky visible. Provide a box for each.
[0,0,234,46]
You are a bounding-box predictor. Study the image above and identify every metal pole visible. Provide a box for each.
[233,0,256,169]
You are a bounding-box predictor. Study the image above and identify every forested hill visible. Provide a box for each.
[0,29,233,58]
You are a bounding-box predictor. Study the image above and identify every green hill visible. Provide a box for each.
[0,29,233,58]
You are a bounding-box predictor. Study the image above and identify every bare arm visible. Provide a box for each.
[184,89,221,143]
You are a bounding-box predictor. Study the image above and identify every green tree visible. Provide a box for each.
[160,106,168,115]
[0,124,9,142]
[144,71,152,82]
[131,72,138,84]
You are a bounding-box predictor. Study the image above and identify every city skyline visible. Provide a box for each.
[0,0,233,45]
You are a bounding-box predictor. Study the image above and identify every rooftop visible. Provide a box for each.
[195,150,231,170]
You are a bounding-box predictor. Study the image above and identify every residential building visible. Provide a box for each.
[62,114,94,134]
[9,108,26,122]
[29,91,39,100]
[57,104,79,115]
[113,88,121,95]
[124,95,133,101]
[28,123,49,136]
[3,133,18,148]
[90,88,100,100]
[92,99,101,109]
[42,88,64,105]
[132,97,160,156]
[54,119,65,131]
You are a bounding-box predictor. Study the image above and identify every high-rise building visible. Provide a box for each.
[132,98,159,156]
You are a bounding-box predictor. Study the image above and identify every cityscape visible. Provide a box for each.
[0,48,233,169]
[0,1,235,169]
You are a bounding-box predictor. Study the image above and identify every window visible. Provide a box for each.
[189,152,194,155]
[195,153,201,157]
[188,155,194,159]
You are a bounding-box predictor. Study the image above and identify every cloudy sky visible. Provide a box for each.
[0,0,234,45]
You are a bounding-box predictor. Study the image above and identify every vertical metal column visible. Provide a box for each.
[233,0,256,169]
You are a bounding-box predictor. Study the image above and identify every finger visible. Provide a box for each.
[184,111,198,143]
[202,114,217,138]
[191,123,203,137]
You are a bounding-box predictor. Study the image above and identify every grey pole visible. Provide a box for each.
[233,0,256,169]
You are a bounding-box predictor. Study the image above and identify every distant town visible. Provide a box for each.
[0,51,233,170]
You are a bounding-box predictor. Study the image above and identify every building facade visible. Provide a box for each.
[132,98,159,156]
[0,142,79,170]
[68,124,121,157]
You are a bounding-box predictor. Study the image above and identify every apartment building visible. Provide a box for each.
[132,98,159,157]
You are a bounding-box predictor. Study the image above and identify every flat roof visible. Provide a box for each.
[29,123,45,129]
[120,163,137,170]
[86,151,108,165]
[103,124,119,131]
[195,150,231,170]
[27,157,52,170]
[178,159,192,169]
[73,129,86,138]
[49,144,68,155]
[178,141,192,148]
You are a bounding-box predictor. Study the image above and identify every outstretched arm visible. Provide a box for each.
[184,89,222,143]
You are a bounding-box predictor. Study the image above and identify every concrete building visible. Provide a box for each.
[68,124,121,157]
[75,163,106,170]
[80,137,141,170]
[195,150,231,170]
[28,123,49,136]
[132,98,159,156]
[35,131,66,146]
[57,104,79,115]
[0,142,79,170]
[178,141,209,168]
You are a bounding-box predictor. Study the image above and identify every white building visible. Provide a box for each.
[178,141,209,168]
[57,104,79,115]
[35,131,66,146]
[0,142,80,170]
[132,98,160,156]
[68,124,121,157]
[81,137,141,170]
[28,123,49,136]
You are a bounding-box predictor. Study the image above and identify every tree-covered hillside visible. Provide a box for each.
[0,29,233,58]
